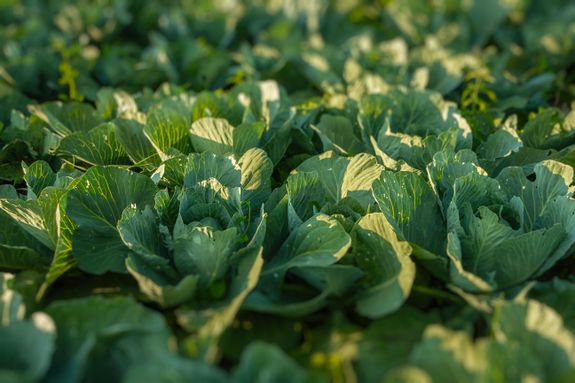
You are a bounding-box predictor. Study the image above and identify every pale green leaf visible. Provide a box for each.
[352,213,415,318]
[238,148,273,212]
[144,100,192,157]
[190,117,234,155]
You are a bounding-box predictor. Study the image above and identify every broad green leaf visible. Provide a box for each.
[409,325,485,383]
[359,94,395,144]
[374,128,459,171]
[155,155,187,186]
[445,231,493,293]
[238,148,273,212]
[114,118,159,167]
[312,114,363,156]
[118,206,171,261]
[0,209,43,269]
[184,152,241,189]
[530,279,575,331]
[0,184,60,269]
[0,313,55,383]
[0,198,54,250]
[53,164,84,189]
[232,342,308,383]
[285,171,326,228]
[336,153,384,205]
[76,332,202,383]
[65,166,157,274]
[0,245,45,271]
[22,160,56,198]
[38,187,68,246]
[95,89,139,120]
[394,300,575,383]
[29,102,103,137]
[229,81,287,124]
[373,171,446,256]
[458,206,513,272]
[358,307,439,382]
[190,117,234,154]
[126,256,199,308]
[0,140,28,182]
[262,188,291,257]
[492,300,575,382]
[442,165,505,215]
[178,182,240,228]
[44,296,168,383]
[262,213,351,281]
[296,151,383,208]
[352,213,415,318]
[144,100,192,157]
[177,245,264,362]
[245,265,363,317]
[489,146,553,177]
[173,221,240,286]
[118,201,189,297]
[362,89,470,141]
[261,112,293,165]
[483,338,544,383]
[233,121,265,156]
[41,196,77,293]
[497,227,565,288]
[522,108,575,150]
[477,125,522,163]
[154,188,181,229]
[426,149,481,196]
[458,206,564,288]
[191,91,227,121]
[498,160,574,231]
[58,123,131,166]
[0,185,17,199]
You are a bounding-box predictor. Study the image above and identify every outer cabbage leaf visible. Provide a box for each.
[58,123,131,166]
[311,114,363,156]
[144,100,192,157]
[351,213,415,318]
[522,107,575,150]
[29,102,103,137]
[372,171,446,261]
[43,296,174,383]
[0,313,55,383]
[246,213,354,317]
[295,151,384,208]
[65,166,157,274]
[232,342,308,383]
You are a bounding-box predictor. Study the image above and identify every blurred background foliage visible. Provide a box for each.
[0,0,573,104]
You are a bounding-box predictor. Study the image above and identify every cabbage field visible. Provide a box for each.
[1,0,575,382]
